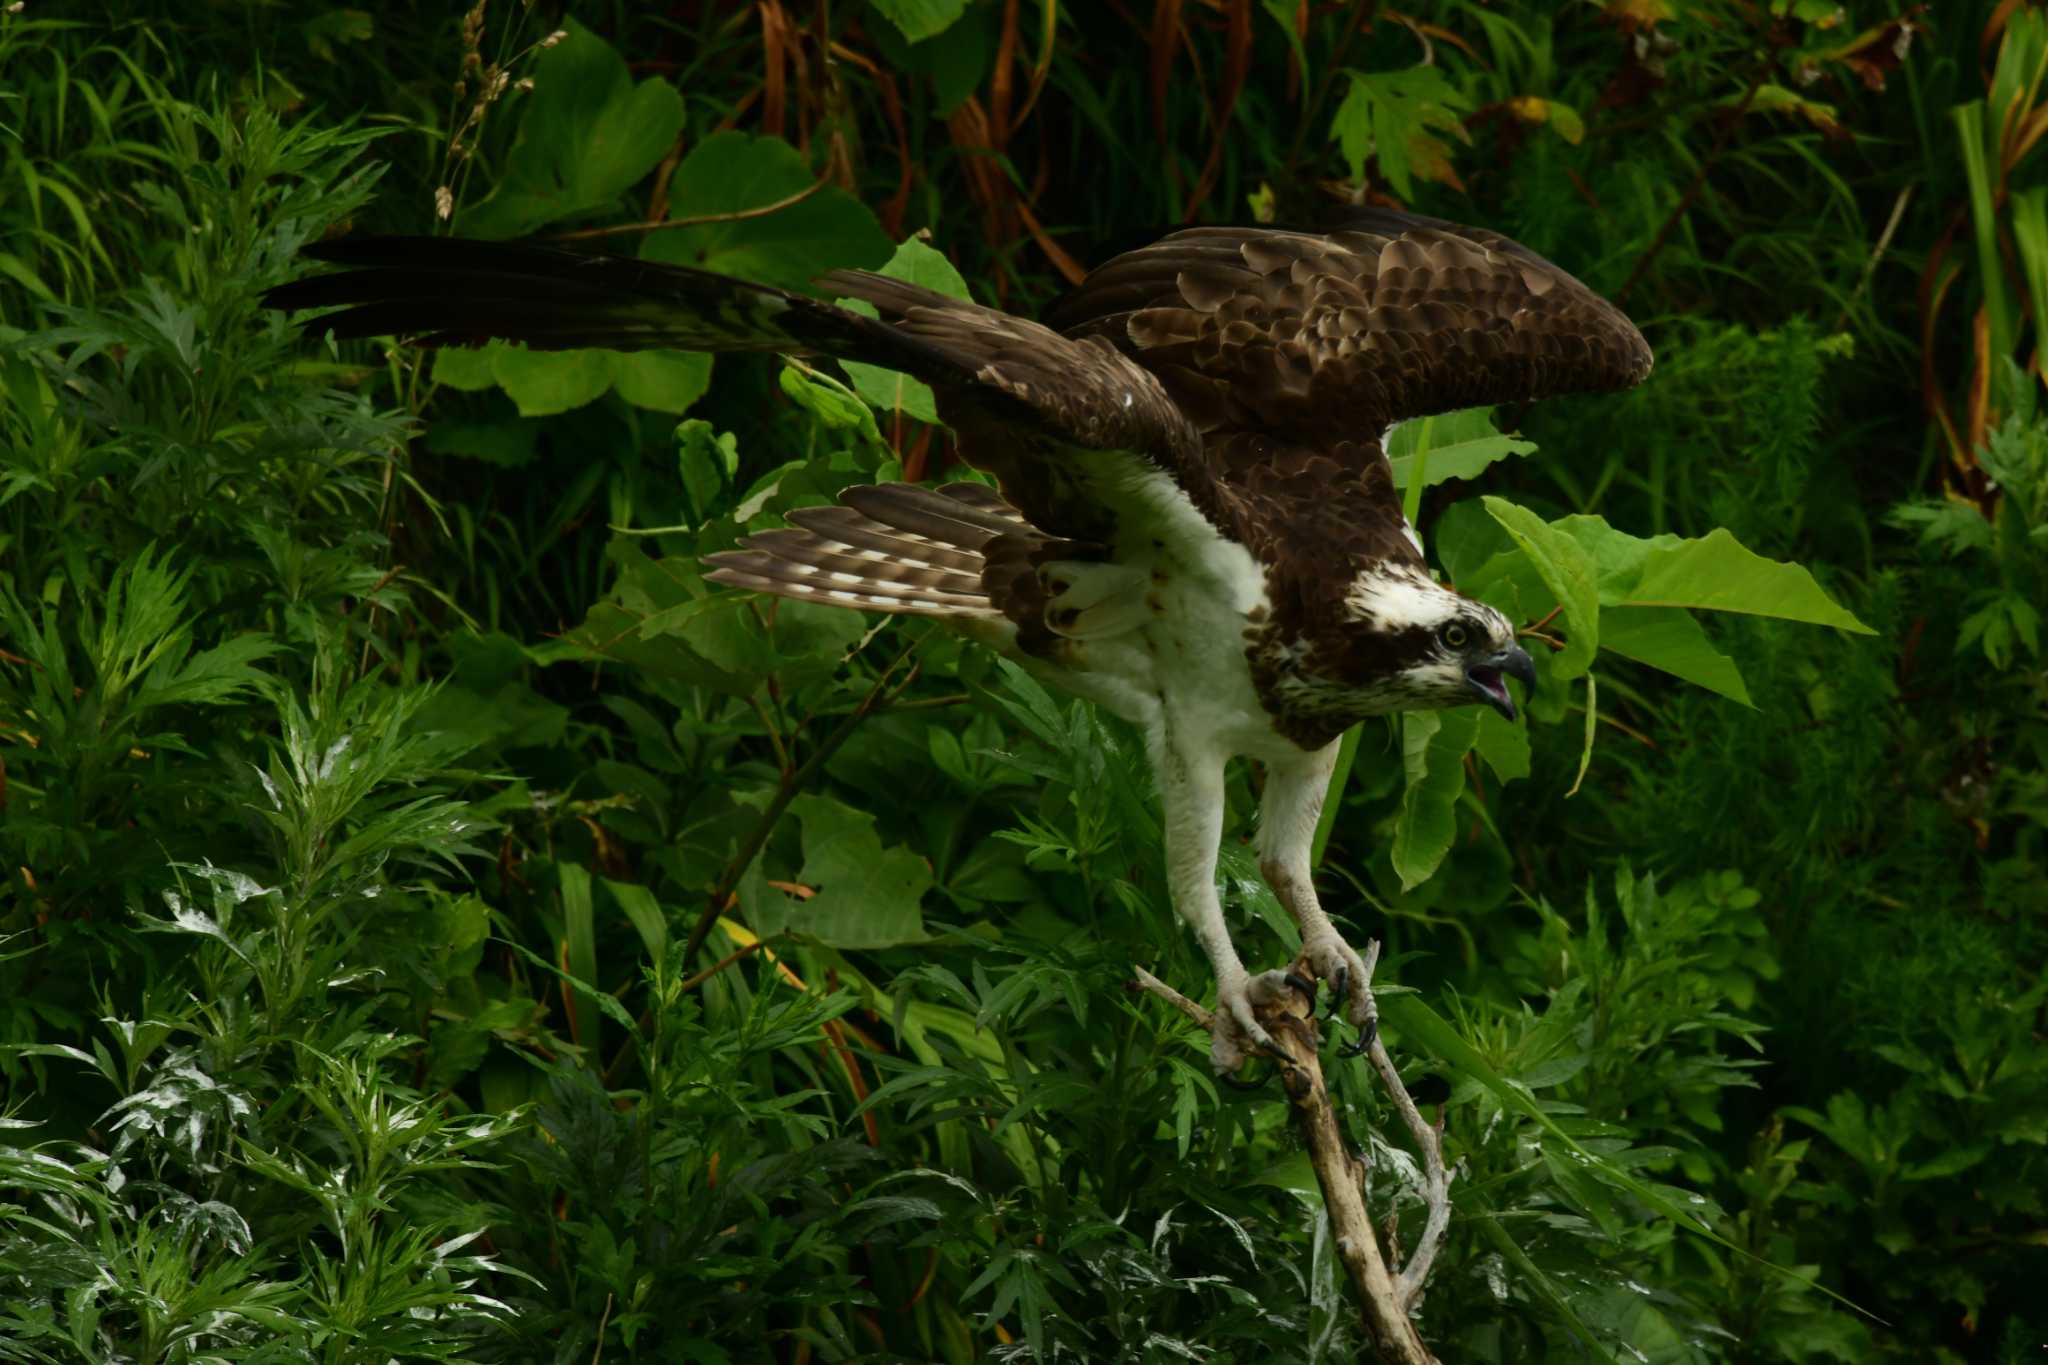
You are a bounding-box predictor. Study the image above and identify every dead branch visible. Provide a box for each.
[1135,941,1452,1364]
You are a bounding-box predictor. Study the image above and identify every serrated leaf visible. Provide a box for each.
[1332,65,1471,198]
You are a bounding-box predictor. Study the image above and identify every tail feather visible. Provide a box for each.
[262,236,956,374]
[703,481,1038,622]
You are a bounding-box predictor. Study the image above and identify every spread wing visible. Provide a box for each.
[1045,209,1653,563]
[265,237,1216,548]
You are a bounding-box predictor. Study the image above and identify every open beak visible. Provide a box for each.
[1464,644,1538,722]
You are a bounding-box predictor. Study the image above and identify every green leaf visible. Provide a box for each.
[1331,66,1471,199]
[425,418,540,467]
[1388,408,1536,490]
[432,346,496,391]
[461,19,686,238]
[785,794,932,947]
[1483,496,1600,678]
[648,131,892,291]
[675,420,738,529]
[869,0,968,42]
[1472,706,1531,782]
[1599,607,1752,705]
[489,345,612,417]
[558,860,600,1051]
[1625,529,1873,633]
[1391,709,1479,891]
[605,878,668,961]
[779,363,885,444]
[611,350,713,414]
[840,238,970,424]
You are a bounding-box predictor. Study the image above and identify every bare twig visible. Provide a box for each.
[680,639,923,968]
[543,172,834,244]
[1134,945,1448,1364]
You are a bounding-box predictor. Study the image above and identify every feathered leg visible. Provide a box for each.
[1153,727,1296,1074]
[1257,742,1375,1046]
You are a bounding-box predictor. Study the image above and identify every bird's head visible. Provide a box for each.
[1248,563,1536,744]
[1336,563,1535,719]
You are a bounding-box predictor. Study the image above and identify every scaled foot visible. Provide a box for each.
[1299,929,1378,1055]
[1208,967,1300,1076]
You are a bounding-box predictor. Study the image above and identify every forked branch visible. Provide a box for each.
[1135,943,1453,1365]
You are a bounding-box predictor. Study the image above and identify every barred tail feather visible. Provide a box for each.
[703,483,1022,620]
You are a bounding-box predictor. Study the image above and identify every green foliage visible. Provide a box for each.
[2,4,2041,1364]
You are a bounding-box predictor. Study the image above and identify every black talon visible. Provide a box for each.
[1284,972,1317,1006]
[1338,1016,1378,1058]
[1327,964,1349,1021]
[1220,1067,1270,1092]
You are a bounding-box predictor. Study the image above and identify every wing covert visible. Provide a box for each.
[1046,210,1652,459]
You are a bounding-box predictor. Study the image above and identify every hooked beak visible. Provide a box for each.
[1464,644,1538,722]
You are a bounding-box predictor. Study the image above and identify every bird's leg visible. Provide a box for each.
[1153,731,1296,1075]
[1257,741,1375,1043]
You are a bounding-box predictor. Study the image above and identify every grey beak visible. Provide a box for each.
[1465,644,1538,722]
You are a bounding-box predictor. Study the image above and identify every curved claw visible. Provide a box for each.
[1284,972,1317,1007]
[1219,1066,1271,1092]
[1337,1016,1378,1058]
[1327,963,1349,1021]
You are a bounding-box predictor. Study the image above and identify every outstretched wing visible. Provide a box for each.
[1044,210,1652,564]
[1047,209,1651,447]
[266,237,1214,547]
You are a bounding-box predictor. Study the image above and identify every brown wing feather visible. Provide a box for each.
[1044,210,1652,577]
[1046,212,1652,447]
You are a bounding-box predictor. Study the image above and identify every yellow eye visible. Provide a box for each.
[1441,622,1469,649]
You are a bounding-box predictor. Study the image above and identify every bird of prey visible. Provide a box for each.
[266,209,1652,1072]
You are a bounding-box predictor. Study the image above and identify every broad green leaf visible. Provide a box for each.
[1600,606,1752,705]
[1627,529,1874,633]
[1484,496,1599,678]
[461,20,686,238]
[612,350,713,414]
[432,346,496,391]
[649,131,892,291]
[840,238,970,424]
[488,345,611,417]
[1391,708,1479,890]
[786,793,932,946]
[1549,514,1682,602]
[1388,408,1536,490]
[869,0,968,42]
[1473,706,1531,782]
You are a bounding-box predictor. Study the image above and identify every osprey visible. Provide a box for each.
[267,210,1651,1072]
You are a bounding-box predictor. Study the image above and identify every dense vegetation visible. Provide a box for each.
[1,0,2041,1360]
